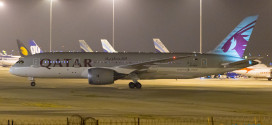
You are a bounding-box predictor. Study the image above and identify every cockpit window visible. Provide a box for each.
[16,60,24,64]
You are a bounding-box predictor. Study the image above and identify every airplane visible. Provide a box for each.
[0,52,20,67]
[101,39,117,53]
[79,40,93,52]
[233,64,272,81]
[153,38,170,53]
[29,40,43,55]
[10,15,259,88]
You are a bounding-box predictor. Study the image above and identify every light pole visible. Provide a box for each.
[49,0,53,52]
[200,0,202,54]
[112,0,115,48]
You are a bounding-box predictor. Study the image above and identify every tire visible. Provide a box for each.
[129,82,135,89]
[31,82,36,87]
[135,82,142,89]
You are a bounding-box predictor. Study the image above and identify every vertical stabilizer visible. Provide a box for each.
[101,39,117,53]
[29,40,43,55]
[209,15,258,58]
[2,50,7,55]
[79,40,93,52]
[17,40,31,57]
[153,38,170,53]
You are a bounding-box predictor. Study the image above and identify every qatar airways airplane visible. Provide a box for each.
[10,16,259,88]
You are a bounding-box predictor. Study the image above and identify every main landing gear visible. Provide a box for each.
[28,77,36,87]
[128,82,142,89]
[268,78,272,81]
[128,73,142,89]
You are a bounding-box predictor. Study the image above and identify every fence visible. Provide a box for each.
[0,115,271,125]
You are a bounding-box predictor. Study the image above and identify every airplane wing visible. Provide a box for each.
[221,58,259,68]
[109,55,192,74]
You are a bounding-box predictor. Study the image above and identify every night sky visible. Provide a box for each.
[0,0,271,64]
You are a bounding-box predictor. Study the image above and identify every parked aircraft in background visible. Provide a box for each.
[0,40,43,67]
[233,64,272,80]
[0,52,20,67]
[10,16,259,88]
[153,38,169,53]
[79,40,93,52]
[29,40,43,55]
[101,39,117,53]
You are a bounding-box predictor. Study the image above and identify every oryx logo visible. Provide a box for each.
[221,20,256,58]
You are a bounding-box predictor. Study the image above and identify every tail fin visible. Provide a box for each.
[209,15,258,58]
[101,39,117,53]
[2,50,7,55]
[17,39,31,57]
[29,40,43,55]
[79,40,93,52]
[153,38,170,53]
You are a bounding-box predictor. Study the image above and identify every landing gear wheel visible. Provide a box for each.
[129,82,135,89]
[31,82,36,87]
[268,78,272,81]
[135,82,142,89]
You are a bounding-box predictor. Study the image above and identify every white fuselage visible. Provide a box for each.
[9,52,255,80]
[0,56,20,67]
[233,64,272,78]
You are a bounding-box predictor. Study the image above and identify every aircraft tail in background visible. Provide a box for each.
[79,40,93,52]
[17,40,31,57]
[153,38,169,53]
[101,39,117,53]
[209,15,258,58]
[2,50,7,55]
[29,40,43,55]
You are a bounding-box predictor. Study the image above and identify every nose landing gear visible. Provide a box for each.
[28,77,36,87]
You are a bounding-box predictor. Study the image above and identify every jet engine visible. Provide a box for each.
[88,68,125,85]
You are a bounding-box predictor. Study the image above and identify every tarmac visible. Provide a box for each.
[0,67,272,119]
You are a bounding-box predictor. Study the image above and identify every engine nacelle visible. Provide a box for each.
[88,68,122,85]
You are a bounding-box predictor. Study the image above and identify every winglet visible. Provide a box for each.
[17,39,31,57]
